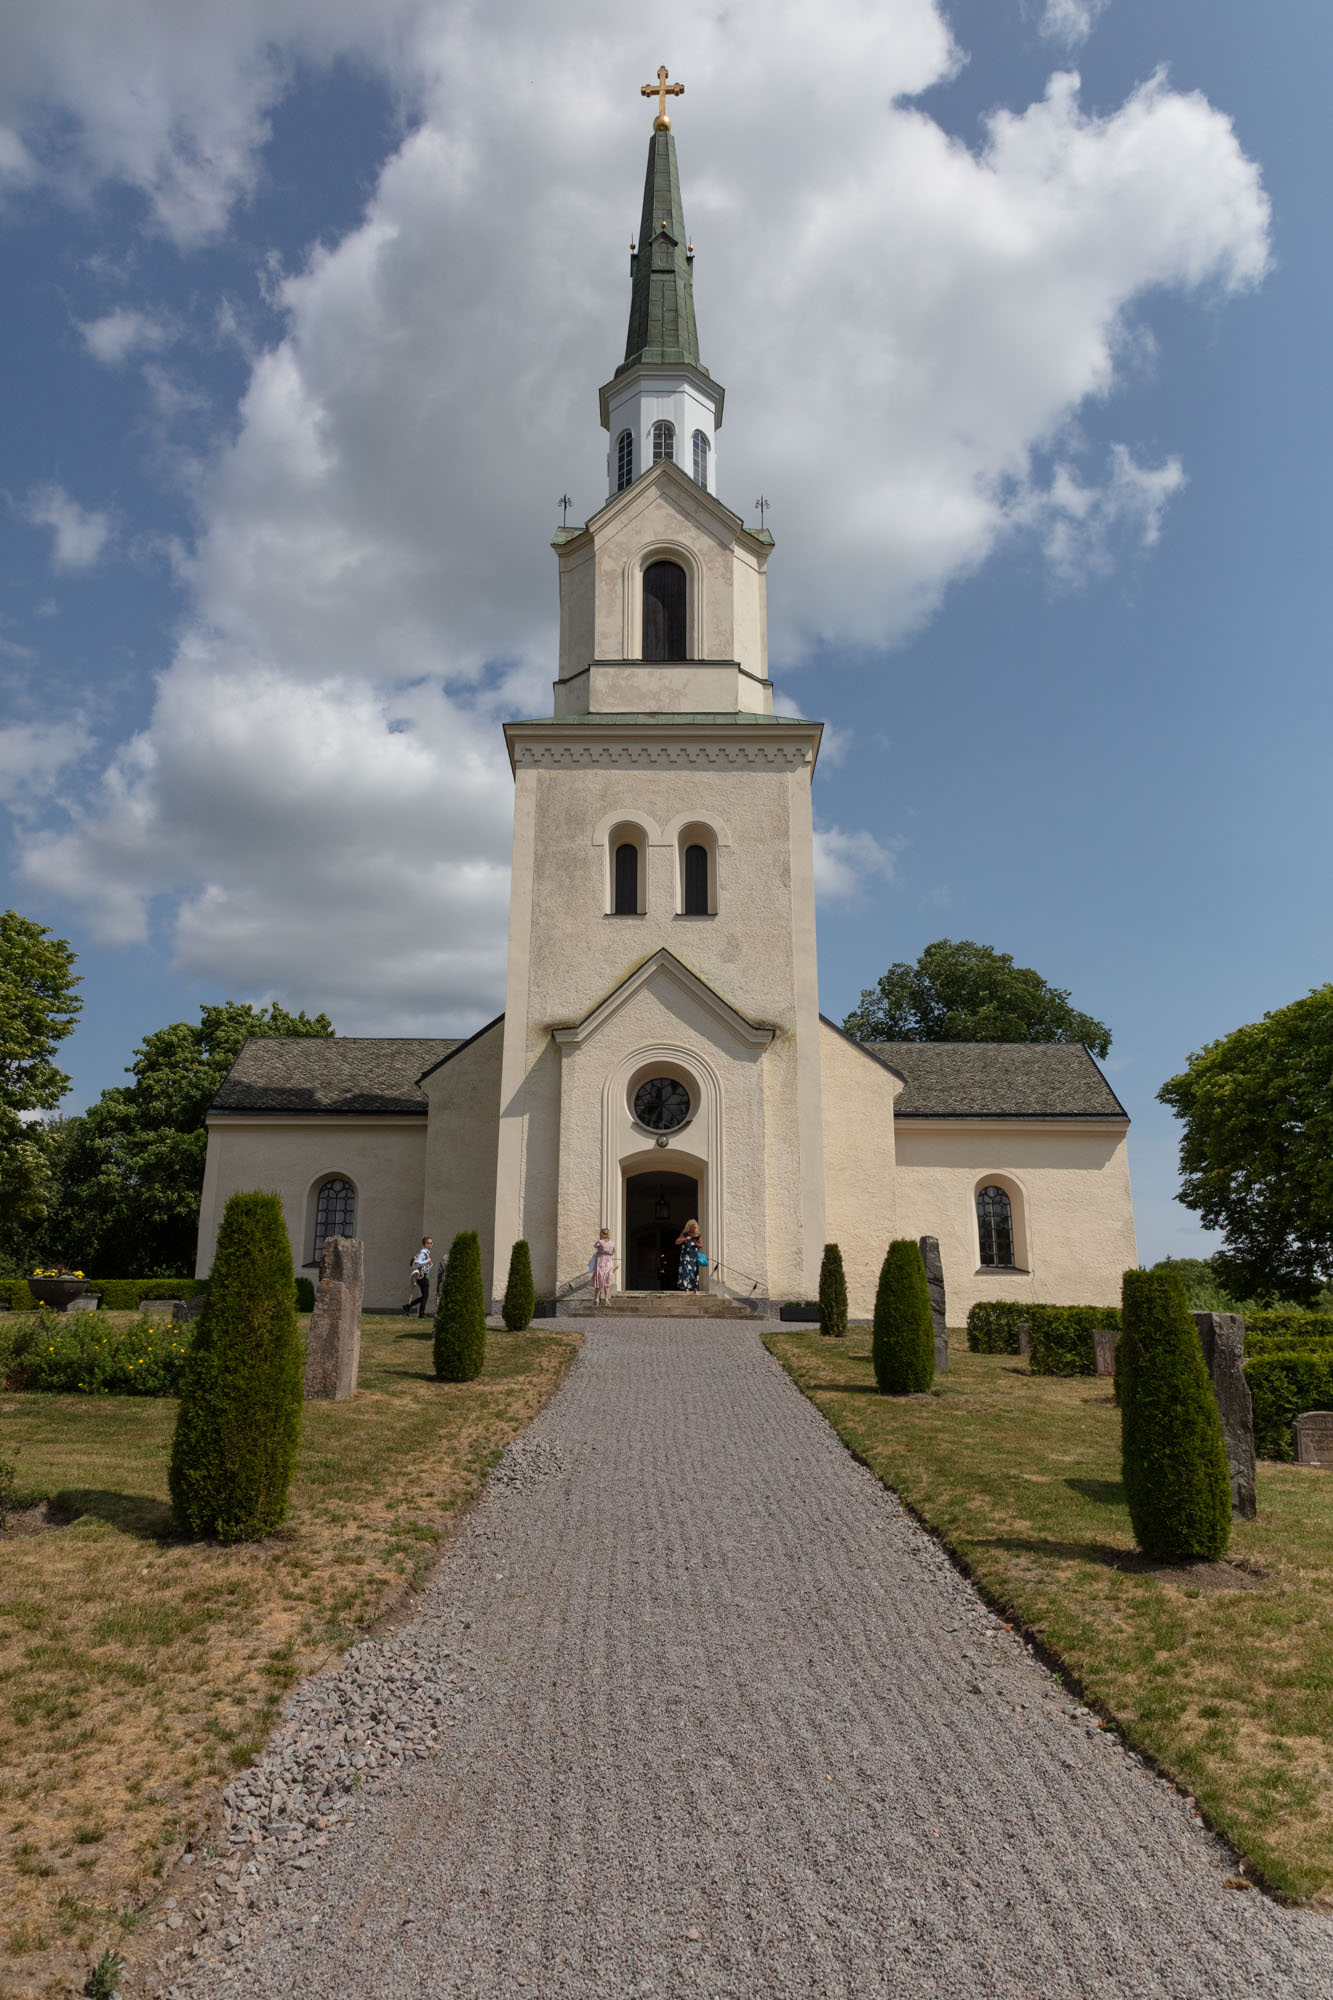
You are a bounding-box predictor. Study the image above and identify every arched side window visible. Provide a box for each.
[314,1177,356,1265]
[616,428,634,492]
[614,842,639,915]
[692,429,709,487]
[976,1185,1014,1269]
[607,822,647,915]
[642,559,687,661]
[684,844,709,915]
[652,419,675,464]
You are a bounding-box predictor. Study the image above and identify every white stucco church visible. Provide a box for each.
[197,90,1137,1321]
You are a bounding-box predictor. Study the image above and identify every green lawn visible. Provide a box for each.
[768,1330,1333,1905]
[0,1315,578,2000]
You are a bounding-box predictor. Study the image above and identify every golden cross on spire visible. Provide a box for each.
[641,65,684,132]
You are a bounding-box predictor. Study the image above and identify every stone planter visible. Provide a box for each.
[28,1278,97,1312]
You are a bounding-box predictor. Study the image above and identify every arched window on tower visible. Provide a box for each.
[652,419,675,465]
[976,1185,1015,1269]
[314,1177,356,1265]
[692,429,709,488]
[616,429,634,492]
[613,842,639,915]
[683,843,709,914]
[642,560,687,661]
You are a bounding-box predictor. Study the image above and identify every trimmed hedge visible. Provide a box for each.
[1028,1305,1122,1378]
[1119,1268,1230,1562]
[1246,1349,1333,1461]
[966,1301,1028,1354]
[872,1241,934,1395]
[434,1230,486,1382]
[779,1301,821,1322]
[1244,1307,1333,1343]
[502,1240,535,1333]
[169,1192,304,1544]
[294,1277,315,1313]
[0,1280,35,1310]
[818,1243,848,1340]
[87,1279,208,1310]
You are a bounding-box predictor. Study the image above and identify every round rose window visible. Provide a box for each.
[633,1077,691,1131]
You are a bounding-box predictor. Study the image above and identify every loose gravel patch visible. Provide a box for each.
[153,1321,1333,1999]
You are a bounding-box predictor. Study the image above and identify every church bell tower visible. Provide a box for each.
[491,73,827,1307]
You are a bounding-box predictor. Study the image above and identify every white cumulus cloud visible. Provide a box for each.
[79,305,175,366]
[1039,0,1109,49]
[21,484,112,572]
[8,2,1272,1028]
[813,826,901,903]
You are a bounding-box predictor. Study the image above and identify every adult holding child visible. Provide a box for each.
[591,1227,616,1306]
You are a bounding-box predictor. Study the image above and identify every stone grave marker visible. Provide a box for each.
[918,1235,948,1375]
[1293,1411,1333,1468]
[1017,1321,1031,1360]
[1092,1327,1118,1378]
[1192,1311,1257,1519]
[171,1296,207,1326]
[305,1236,364,1401]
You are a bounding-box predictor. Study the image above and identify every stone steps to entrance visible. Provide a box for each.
[551,1290,757,1319]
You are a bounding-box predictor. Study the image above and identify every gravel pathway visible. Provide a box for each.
[157,1320,1333,1999]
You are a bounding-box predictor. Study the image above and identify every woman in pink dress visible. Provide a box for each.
[591,1227,616,1306]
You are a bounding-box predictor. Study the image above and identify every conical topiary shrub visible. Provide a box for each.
[818,1242,848,1339]
[434,1229,487,1382]
[502,1239,536,1332]
[169,1191,303,1543]
[872,1239,935,1394]
[1119,1267,1230,1562]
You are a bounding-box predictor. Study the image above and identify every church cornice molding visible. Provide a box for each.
[551,947,775,1050]
[575,459,767,556]
[504,716,820,774]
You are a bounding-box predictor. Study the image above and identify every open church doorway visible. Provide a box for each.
[624,1170,700,1290]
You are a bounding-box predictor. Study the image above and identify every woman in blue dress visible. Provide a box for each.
[675,1219,703,1292]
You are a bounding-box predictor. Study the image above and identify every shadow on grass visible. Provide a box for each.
[975,1531,1266,1590]
[1066,1477,1126,1507]
[56,1486,177,1541]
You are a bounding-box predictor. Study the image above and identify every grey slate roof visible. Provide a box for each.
[864,1040,1128,1120]
[210,1037,458,1116]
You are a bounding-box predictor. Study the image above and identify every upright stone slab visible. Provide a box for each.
[1293,1412,1333,1467]
[1192,1311,1257,1520]
[171,1296,207,1327]
[918,1236,948,1375]
[1017,1321,1031,1360]
[1092,1328,1118,1378]
[305,1236,364,1401]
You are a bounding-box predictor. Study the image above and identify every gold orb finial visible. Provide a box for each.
[641,64,684,131]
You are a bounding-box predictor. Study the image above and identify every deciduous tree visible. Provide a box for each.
[0,911,81,1259]
[843,939,1110,1057]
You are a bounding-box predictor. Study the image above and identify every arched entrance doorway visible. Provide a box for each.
[624,1170,700,1290]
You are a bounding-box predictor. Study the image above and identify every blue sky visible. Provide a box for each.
[1,0,1325,1264]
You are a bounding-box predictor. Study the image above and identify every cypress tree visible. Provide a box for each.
[168,1191,303,1544]
[818,1242,848,1339]
[1119,1267,1230,1562]
[872,1239,935,1394]
[434,1229,487,1382]
[502,1239,536,1332]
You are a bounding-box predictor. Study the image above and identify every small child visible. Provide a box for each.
[591,1227,615,1306]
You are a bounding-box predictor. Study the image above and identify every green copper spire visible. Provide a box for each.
[619,129,710,378]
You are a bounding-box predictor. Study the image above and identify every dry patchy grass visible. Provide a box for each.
[768,1330,1333,1904]
[0,1315,577,1998]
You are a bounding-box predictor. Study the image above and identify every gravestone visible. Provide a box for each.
[1092,1327,1118,1378]
[171,1296,207,1326]
[305,1236,364,1401]
[1017,1321,1031,1360]
[1192,1311,1257,1520]
[1293,1411,1333,1468]
[918,1236,948,1375]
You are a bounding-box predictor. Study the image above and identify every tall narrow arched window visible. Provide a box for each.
[651,419,675,464]
[692,429,709,487]
[616,429,634,492]
[613,842,639,915]
[642,559,687,661]
[314,1177,356,1265]
[683,844,709,915]
[977,1185,1014,1269]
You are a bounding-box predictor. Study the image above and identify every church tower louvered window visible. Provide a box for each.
[642,559,686,661]
[692,429,709,487]
[616,429,634,491]
[652,419,675,464]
